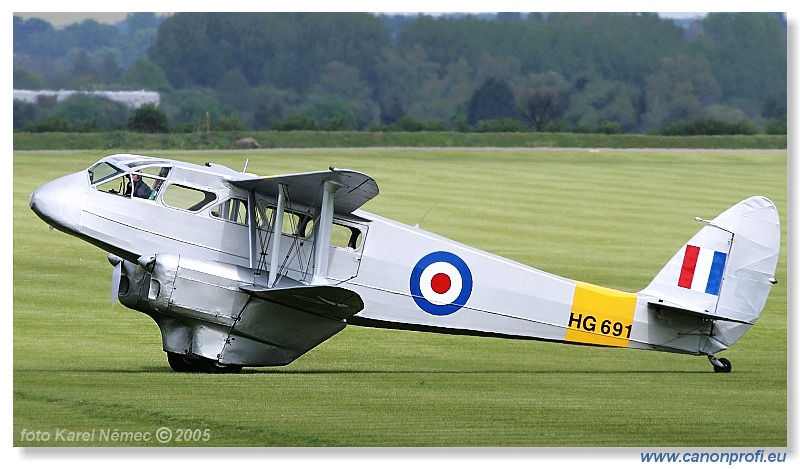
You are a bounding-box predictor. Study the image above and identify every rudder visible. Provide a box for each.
[639,196,780,351]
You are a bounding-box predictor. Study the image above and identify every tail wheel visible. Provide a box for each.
[713,357,732,373]
[709,356,732,373]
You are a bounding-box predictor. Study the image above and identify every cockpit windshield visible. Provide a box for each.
[91,164,173,201]
[88,162,123,184]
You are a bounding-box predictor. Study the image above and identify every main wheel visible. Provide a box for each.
[199,357,243,374]
[713,357,732,373]
[166,351,203,373]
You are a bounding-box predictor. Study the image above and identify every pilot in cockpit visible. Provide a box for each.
[125,173,152,199]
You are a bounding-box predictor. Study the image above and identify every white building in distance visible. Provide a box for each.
[13,89,160,108]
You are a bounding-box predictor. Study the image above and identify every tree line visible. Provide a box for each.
[13,12,787,135]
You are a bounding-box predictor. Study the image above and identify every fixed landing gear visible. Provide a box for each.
[167,351,202,372]
[707,355,732,373]
[166,352,243,374]
[200,358,243,374]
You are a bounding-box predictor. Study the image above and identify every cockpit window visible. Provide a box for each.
[137,166,172,179]
[136,166,172,197]
[93,167,170,201]
[127,160,170,168]
[95,174,128,196]
[88,162,122,184]
[128,173,157,199]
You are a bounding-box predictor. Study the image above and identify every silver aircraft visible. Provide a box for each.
[29,153,780,373]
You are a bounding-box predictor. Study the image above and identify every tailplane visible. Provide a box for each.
[639,196,780,353]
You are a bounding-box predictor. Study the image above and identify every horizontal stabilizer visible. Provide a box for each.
[647,299,754,325]
[240,284,364,320]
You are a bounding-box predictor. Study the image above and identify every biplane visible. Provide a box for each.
[29,153,780,373]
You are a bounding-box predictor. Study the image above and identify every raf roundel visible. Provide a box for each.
[410,251,473,316]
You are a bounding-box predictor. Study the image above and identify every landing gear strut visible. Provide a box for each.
[708,355,732,373]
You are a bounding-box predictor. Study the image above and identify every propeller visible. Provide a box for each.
[108,254,122,307]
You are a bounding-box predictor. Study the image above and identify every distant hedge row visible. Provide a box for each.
[657,116,786,136]
[12,129,787,152]
[15,97,786,138]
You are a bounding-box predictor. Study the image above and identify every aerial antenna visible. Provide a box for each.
[243,159,249,173]
[414,202,437,228]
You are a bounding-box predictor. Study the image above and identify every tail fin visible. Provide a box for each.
[639,196,780,351]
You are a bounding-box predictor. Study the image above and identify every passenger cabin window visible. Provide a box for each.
[162,184,216,211]
[211,198,248,225]
[262,205,314,237]
[331,223,363,250]
[253,203,267,229]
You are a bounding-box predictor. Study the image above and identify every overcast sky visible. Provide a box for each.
[13,11,716,29]
[15,12,134,27]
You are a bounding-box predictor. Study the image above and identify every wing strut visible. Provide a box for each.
[311,179,343,285]
[267,183,287,287]
[247,189,257,270]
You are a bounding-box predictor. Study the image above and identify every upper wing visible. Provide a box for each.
[226,168,378,215]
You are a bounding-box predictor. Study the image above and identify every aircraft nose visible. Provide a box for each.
[29,172,87,235]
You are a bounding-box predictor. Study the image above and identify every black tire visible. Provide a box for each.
[713,357,732,373]
[167,351,203,373]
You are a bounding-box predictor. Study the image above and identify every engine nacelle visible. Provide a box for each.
[116,253,347,366]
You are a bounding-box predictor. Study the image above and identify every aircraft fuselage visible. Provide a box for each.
[29,154,780,372]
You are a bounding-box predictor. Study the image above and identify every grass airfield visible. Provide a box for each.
[13,148,787,447]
